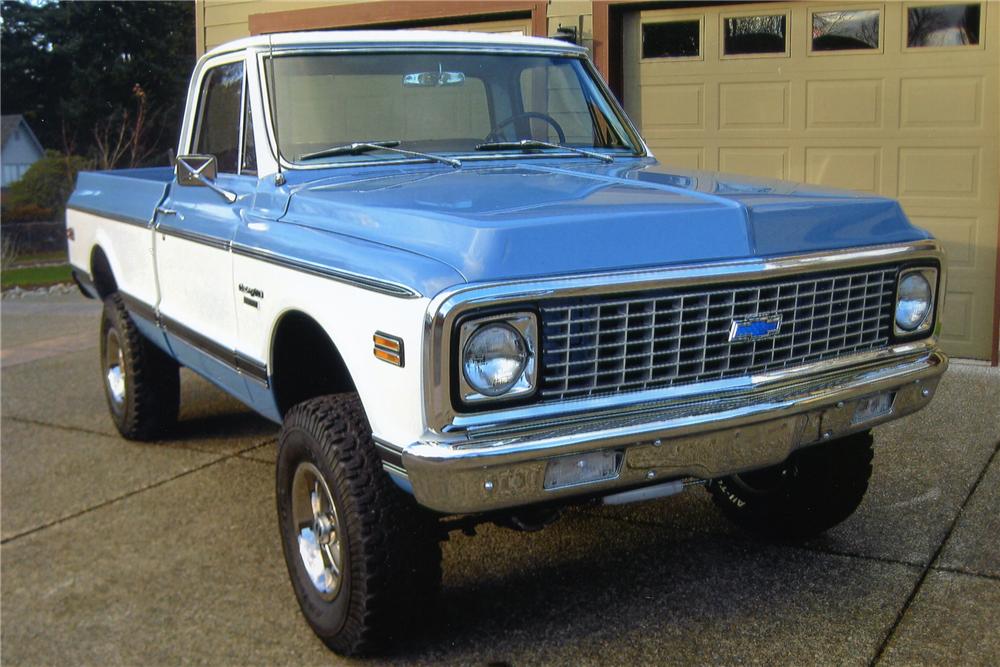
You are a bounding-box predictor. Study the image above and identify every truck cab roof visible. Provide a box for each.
[202,29,586,60]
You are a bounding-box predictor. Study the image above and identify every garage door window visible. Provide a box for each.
[906,4,982,48]
[722,12,789,57]
[641,17,702,59]
[811,8,882,53]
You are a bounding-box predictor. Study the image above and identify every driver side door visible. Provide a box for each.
[153,56,255,397]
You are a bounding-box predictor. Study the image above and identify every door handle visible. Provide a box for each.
[155,206,177,216]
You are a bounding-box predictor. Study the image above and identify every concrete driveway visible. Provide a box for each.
[2,292,998,665]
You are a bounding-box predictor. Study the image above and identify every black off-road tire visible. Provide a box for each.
[708,431,875,538]
[276,394,442,656]
[100,293,180,440]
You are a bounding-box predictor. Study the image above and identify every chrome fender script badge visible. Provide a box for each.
[729,314,782,342]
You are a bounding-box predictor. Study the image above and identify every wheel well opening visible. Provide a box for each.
[90,247,117,298]
[271,312,356,417]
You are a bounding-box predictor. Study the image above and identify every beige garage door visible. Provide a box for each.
[623,1,998,360]
[417,17,531,35]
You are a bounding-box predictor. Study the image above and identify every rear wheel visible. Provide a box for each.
[708,431,874,538]
[100,293,180,440]
[276,394,441,656]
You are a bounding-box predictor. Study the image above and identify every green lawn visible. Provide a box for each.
[1,264,73,289]
[9,250,68,267]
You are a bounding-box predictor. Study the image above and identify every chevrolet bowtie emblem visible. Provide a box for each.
[729,314,782,342]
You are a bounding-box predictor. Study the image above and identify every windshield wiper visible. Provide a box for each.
[299,141,461,168]
[475,139,614,163]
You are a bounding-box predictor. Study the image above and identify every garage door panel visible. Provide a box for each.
[640,84,705,129]
[897,147,981,199]
[718,147,788,179]
[805,146,882,193]
[719,81,789,128]
[653,146,706,170]
[900,76,984,128]
[806,79,884,128]
[910,214,985,270]
[941,291,975,344]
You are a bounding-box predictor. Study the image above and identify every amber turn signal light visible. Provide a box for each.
[373,332,404,367]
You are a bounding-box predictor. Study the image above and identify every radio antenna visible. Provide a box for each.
[267,35,284,185]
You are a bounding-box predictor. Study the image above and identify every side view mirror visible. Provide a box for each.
[175,155,237,203]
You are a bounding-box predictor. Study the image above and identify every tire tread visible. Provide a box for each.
[102,293,179,440]
[708,431,875,538]
[279,394,441,656]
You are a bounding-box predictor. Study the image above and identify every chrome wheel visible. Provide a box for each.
[104,328,126,406]
[291,462,344,600]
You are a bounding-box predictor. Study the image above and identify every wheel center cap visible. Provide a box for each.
[313,513,335,544]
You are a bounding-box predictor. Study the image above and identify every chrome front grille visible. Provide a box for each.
[538,265,898,401]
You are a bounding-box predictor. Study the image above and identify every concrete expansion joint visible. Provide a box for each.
[930,565,1000,584]
[6,416,119,441]
[0,444,254,546]
[869,439,1000,666]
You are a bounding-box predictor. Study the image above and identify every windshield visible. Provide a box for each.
[267,52,641,165]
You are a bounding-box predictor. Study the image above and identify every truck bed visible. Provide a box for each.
[68,168,173,224]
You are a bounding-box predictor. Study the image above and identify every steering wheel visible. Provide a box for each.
[485,112,566,144]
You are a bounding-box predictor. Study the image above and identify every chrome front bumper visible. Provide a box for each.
[401,345,947,514]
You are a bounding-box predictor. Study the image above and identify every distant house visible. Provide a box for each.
[1,115,44,187]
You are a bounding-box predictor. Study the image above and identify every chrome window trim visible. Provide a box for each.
[180,50,248,160]
[236,72,247,176]
[422,239,945,434]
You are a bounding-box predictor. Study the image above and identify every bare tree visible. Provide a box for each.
[93,84,161,170]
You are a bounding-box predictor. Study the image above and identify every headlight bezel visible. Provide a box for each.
[455,311,538,407]
[892,265,939,340]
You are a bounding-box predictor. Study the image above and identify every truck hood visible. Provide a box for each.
[276,160,929,284]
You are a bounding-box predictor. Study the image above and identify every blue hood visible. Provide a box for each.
[275,159,929,284]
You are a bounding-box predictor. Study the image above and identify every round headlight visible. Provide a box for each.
[895,272,932,331]
[462,323,528,397]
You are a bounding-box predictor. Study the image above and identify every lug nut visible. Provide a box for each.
[921,388,931,398]
[484,480,494,492]
[646,470,656,480]
[652,439,662,447]
[822,431,832,440]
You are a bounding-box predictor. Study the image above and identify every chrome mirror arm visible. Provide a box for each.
[177,157,238,204]
[189,170,238,204]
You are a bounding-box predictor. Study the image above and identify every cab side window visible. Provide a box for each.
[194,61,244,174]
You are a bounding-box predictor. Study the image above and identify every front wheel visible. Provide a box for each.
[276,394,441,656]
[708,431,874,538]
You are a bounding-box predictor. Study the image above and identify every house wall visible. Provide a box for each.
[1,128,44,187]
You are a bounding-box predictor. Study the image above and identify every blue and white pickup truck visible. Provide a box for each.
[67,30,947,654]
